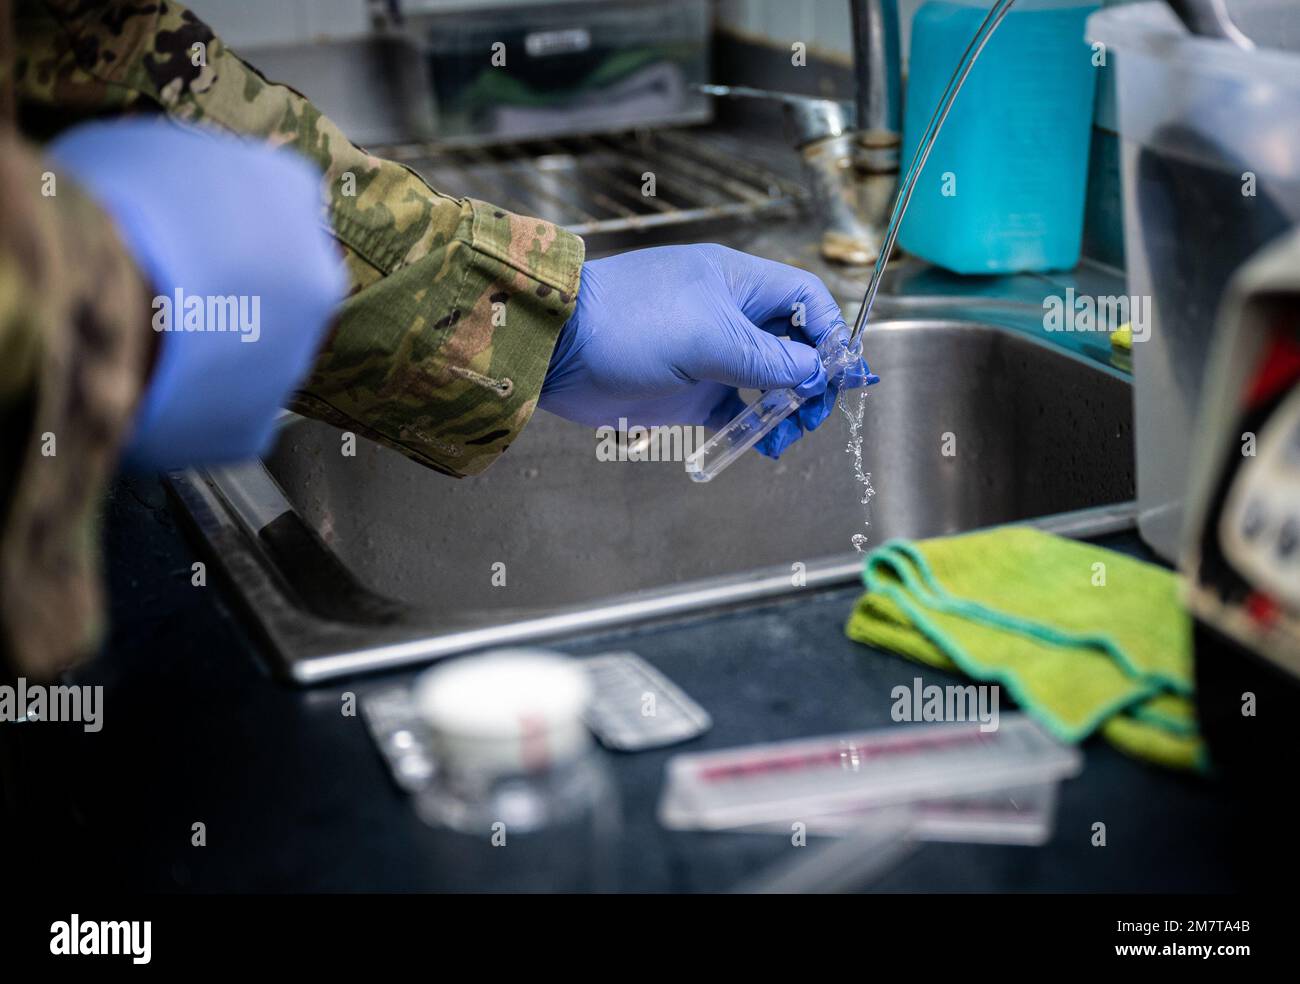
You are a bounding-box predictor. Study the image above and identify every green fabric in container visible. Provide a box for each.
[844,527,1205,771]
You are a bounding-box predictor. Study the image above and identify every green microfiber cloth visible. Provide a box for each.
[844,527,1206,772]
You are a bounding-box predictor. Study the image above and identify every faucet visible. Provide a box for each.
[700,0,903,266]
[851,0,902,165]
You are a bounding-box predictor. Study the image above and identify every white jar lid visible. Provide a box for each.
[413,649,593,775]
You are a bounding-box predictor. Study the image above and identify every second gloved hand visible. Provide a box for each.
[47,119,345,471]
[539,244,877,458]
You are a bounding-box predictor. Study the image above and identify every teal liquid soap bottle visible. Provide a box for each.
[899,0,1100,274]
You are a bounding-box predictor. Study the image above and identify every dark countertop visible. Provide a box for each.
[3,474,1244,892]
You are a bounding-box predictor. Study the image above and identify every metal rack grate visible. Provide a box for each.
[381,128,805,249]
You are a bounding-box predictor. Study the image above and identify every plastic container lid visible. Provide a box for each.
[414,649,593,776]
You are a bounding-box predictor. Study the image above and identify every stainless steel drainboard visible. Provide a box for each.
[379,128,805,250]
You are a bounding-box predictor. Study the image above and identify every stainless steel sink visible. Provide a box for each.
[169,316,1134,684]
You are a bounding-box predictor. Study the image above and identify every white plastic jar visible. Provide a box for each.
[412,649,619,891]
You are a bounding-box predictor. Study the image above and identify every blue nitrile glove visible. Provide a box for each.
[539,244,878,458]
[47,119,345,471]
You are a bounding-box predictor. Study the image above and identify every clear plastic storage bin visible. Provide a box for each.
[1088,1,1300,561]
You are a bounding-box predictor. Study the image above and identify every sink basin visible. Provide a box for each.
[170,317,1134,683]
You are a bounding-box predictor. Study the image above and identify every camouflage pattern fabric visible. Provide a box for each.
[1,0,585,677]
[0,131,152,680]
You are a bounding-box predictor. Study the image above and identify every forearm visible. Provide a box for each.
[294,202,582,475]
[16,0,584,475]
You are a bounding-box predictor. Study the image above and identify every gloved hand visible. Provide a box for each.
[540,244,878,458]
[47,119,345,471]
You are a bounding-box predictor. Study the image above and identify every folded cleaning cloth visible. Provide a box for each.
[844,527,1205,772]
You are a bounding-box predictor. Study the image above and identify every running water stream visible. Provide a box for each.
[841,389,875,552]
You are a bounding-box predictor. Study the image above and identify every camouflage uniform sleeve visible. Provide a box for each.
[0,131,152,679]
[16,0,585,477]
